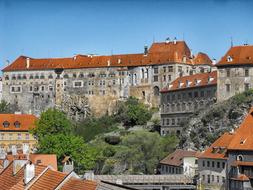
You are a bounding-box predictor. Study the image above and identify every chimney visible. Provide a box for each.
[84,171,95,181]
[144,45,148,55]
[165,37,170,44]
[173,37,177,44]
[23,143,30,155]
[13,159,27,175]
[26,58,30,69]
[62,156,74,174]
[212,59,217,65]
[24,162,35,184]
[107,60,111,67]
[73,56,77,60]
[12,145,17,156]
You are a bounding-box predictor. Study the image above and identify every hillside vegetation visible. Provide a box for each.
[180,90,253,150]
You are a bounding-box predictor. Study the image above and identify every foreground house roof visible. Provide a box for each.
[0,114,37,131]
[199,107,253,159]
[161,71,217,92]
[160,149,197,167]
[217,45,253,66]
[2,41,212,72]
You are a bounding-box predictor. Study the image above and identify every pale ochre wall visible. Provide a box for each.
[0,131,37,151]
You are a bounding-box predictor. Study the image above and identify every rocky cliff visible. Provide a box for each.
[179,90,253,151]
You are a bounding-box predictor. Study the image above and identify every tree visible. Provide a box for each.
[32,108,72,138]
[0,100,13,113]
[115,97,152,126]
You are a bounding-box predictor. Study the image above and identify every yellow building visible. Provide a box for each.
[0,113,37,152]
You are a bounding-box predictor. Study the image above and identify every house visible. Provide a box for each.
[198,107,253,190]
[160,71,217,135]
[159,149,198,177]
[0,113,37,152]
[216,44,253,101]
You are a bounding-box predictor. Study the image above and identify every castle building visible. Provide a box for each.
[0,113,37,152]
[198,107,253,190]
[216,45,253,102]
[1,39,213,117]
[160,71,217,135]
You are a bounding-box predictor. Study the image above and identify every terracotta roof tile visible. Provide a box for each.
[198,132,234,160]
[28,169,67,190]
[2,41,210,72]
[217,45,253,66]
[0,114,37,131]
[161,71,217,92]
[160,149,197,166]
[193,52,213,65]
[60,177,97,190]
[227,107,253,151]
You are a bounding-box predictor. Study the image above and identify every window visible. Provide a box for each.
[48,74,53,79]
[163,75,166,81]
[222,162,225,169]
[72,73,77,78]
[36,160,42,165]
[40,75,45,79]
[226,69,230,77]
[207,161,210,167]
[0,134,4,140]
[245,83,250,91]
[29,75,34,79]
[212,161,215,167]
[35,75,39,79]
[5,75,9,80]
[245,69,249,77]
[17,133,21,140]
[168,66,173,72]
[153,76,158,82]
[207,175,210,184]
[202,160,205,167]
[188,92,192,98]
[217,176,220,183]
[73,81,83,88]
[153,67,158,74]
[22,74,27,79]
[226,84,230,92]
[10,85,22,93]
[29,86,33,92]
[171,119,175,125]
[217,162,220,168]
[79,73,84,78]
[212,175,214,182]
[202,175,205,182]
[26,134,29,140]
[41,86,45,91]
[168,75,171,81]
[222,177,225,183]
[9,133,12,140]
[48,85,54,91]
[194,91,198,98]
[14,121,20,128]
[200,91,205,97]
[3,121,10,128]
[63,74,69,78]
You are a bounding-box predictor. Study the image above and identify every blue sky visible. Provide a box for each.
[0,0,253,69]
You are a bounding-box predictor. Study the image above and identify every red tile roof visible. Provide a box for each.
[193,52,213,65]
[0,114,37,131]
[198,132,234,160]
[28,168,67,190]
[160,149,197,167]
[227,107,253,151]
[217,45,253,66]
[2,41,212,72]
[199,107,253,159]
[161,71,217,92]
[60,177,97,190]
[231,174,250,181]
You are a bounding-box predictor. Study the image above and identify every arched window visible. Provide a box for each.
[63,74,69,78]
[79,73,84,78]
[22,74,27,79]
[48,74,53,79]
[3,121,10,128]
[236,155,244,161]
[72,73,77,78]
[14,121,21,128]
[153,86,160,96]
[5,75,9,80]
[29,75,34,79]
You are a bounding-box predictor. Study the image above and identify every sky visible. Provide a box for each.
[0,0,253,69]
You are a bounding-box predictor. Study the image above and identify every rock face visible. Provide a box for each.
[179,90,253,151]
[58,94,90,121]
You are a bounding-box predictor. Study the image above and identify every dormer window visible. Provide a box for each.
[3,121,10,128]
[227,56,233,62]
[14,121,21,128]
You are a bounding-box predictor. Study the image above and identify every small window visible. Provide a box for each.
[226,69,230,77]
[79,73,84,78]
[153,76,158,82]
[17,133,22,140]
[5,75,9,80]
[217,162,220,168]
[168,66,173,72]
[153,67,159,74]
[63,74,69,79]
[29,75,34,79]
[245,83,250,91]
[35,75,39,79]
[73,81,83,88]
[22,75,27,79]
[226,84,230,92]
[48,74,53,79]
[48,85,54,91]
[14,121,21,128]
[26,134,29,140]
[245,69,249,77]
[3,121,10,128]
[40,75,45,79]
[72,73,77,78]
[36,160,42,164]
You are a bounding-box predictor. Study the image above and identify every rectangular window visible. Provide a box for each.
[168,66,173,72]
[163,67,166,72]
[202,175,205,182]
[245,69,249,77]
[212,175,214,182]
[226,84,230,92]
[17,133,22,140]
[48,86,54,91]
[163,75,166,81]
[10,85,22,93]
[212,161,215,167]
[203,160,205,167]
[26,134,30,140]
[217,176,220,183]
[168,75,171,81]
[0,134,4,140]
[153,67,159,74]
[188,92,192,98]
[200,91,204,97]
[166,119,170,125]
[153,76,158,82]
[222,162,225,169]
[207,175,210,184]
[171,119,175,125]
[207,161,210,167]
[226,69,230,77]
[217,162,220,168]
[73,81,83,88]
[245,83,250,91]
